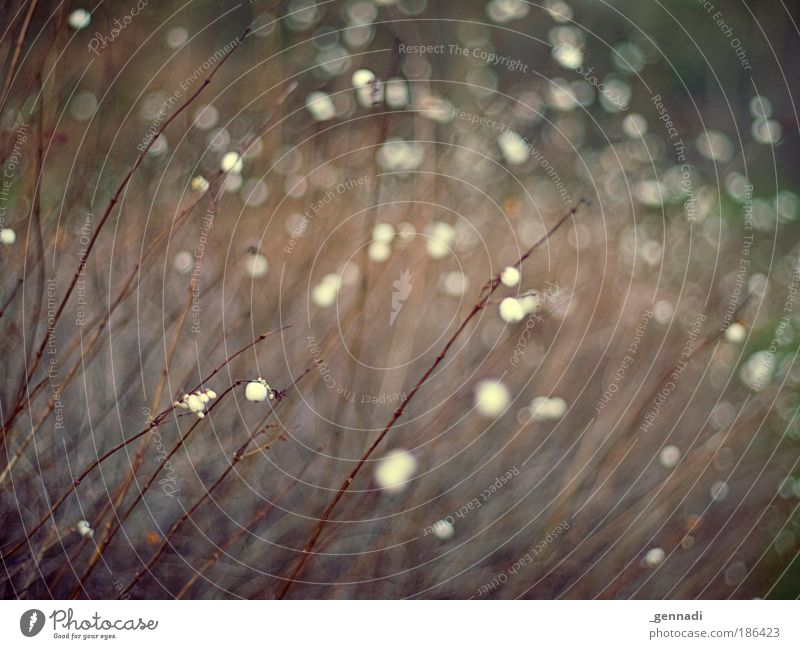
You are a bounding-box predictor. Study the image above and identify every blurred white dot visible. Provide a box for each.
[286,0,323,31]
[659,445,681,469]
[139,91,169,121]
[68,8,91,30]
[710,401,736,429]
[552,43,582,69]
[244,253,268,278]
[378,139,424,171]
[190,176,209,193]
[347,0,378,24]
[432,519,454,540]
[499,297,525,323]
[147,136,168,156]
[372,222,396,244]
[612,41,645,74]
[385,78,410,108]
[285,213,308,236]
[640,240,663,266]
[76,519,94,538]
[748,273,768,296]
[252,12,277,38]
[194,104,219,130]
[166,27,188,49]
[519,294,539,315]
[375,450,417,493]
[368,240,391,262]
[419,94,454,122]
[474,380,511,418]
[317,45,352,77]
[622,113,647,138]
[242,179,269,207]
[653,300,673,324]
[749,95,772,119]
[545,0,573,23]
[529,396,567,421]
[306,91,336,121]
[70,91,97,121]
[220,151,243,173]
[710,480,730,502]
[441,270,468,297]
[486,0,529,23]
[725,172,750,202]
[739,351,774,391]
[643,547,665,567]
[725,322,746,343]
[222,173,242,192]
[498,130,530,165]
[343,23,375,48]
[635,180,664,207]
[207,128,230,152]
[352,68,376,88]
[398,0,427,15]
[396,222,416,246]
[598,77,631,112]
[424,221,454,259]
[752,118,781,145]
[696,130,734,163]
[724,561,746,585]
[174,250,193,274]
[285,175,308,199]
[500,266,520,287]
[776,191,799,222]
[243,138,263,160]
[312,277,339,307]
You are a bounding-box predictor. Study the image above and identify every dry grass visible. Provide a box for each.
[0,0,798,599]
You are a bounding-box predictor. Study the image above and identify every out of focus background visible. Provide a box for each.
[0,0,798,599]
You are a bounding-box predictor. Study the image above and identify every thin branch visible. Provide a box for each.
[82,285,196,581]
[274,200,587,598]
[119,365,316,597]
[175,455,315,599]
[0,0,39,107]
[0,277,23,318]
[0,325,283,561]
[69,379,241,599]
[0,265,141,487]
[4,24,252,439]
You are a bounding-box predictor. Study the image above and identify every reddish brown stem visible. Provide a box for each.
[119,365,315,597]
[0,0,39,107]
[3,24,251,441]
[274,200,586,598]
[0,325,283,562]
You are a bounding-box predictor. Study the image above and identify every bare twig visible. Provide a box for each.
[119,365,316,597]
[174,455,314,599]
[275,200,586,598]
[0,325,284,562]
[0,0,39,108]
[3,24,252,442]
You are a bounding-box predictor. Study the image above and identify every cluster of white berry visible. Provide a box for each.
[174,388,217,418]
[76,519,94,538]
[245,378,273,402]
